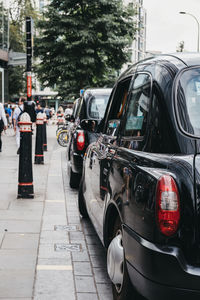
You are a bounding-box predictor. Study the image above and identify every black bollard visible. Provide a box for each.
[35,112,44,164]
[18,112,34,198]
[43,113,47,151]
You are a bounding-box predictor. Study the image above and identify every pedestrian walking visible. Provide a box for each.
[35,103,43,114]
[0,102,8,152]
[44,106,51,121]
[7,105,12,128]
[13,97,26,154]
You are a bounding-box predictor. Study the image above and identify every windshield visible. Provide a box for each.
[88,94,110,119]
[176,68,200,136]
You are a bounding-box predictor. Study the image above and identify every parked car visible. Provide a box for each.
[78,53,200,300]
[67,88,112,188]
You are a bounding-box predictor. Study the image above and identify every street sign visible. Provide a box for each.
[27,72,32,98]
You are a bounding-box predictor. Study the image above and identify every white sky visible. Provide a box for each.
[143,0,200,53]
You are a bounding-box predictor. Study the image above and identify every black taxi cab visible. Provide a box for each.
[78,53,200,300]
[66,88,111,188]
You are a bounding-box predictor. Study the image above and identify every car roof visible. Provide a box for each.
[84,88,112,96]
[166,52,200,66]
[120,52,200,79]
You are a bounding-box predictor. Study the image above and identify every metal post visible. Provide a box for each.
[179,12,200,52]
[35,112,44,164]
[43,113,47,151]
[26,17,32,101]
[17,16,35,199]
[17,113,34,198]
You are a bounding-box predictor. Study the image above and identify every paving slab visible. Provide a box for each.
[0,220,41,233]
[0,249,37,269]
[34,269,75,300]
[75,276,96,293]
[2,233,39,249]
[0,210,42,221]
[40,230,69,244]
[9,200,43,211]
[74,261,93,276]
[0,270,34,298]
[77,293,98,300]
[0,125,113,300]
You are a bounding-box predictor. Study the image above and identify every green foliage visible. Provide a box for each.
[35,0,136,98]
[8,65,26,98]
[9,23,24,52]
[9,0,38,27]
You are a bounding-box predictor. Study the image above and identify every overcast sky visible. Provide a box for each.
[143,0,200,53]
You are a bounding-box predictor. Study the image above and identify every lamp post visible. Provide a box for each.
[179,12,200,52]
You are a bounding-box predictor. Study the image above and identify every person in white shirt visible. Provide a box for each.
[64,107,73,116]
[0,102,8,152]
[13,97,26,154]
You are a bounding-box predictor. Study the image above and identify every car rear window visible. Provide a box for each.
[88,95,110,119]
[176,68,200,136]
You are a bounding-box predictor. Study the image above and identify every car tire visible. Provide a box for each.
[69,167,79,189]
[107,217,144,300]
[78,180,88,218]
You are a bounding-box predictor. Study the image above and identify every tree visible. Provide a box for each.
[9,0,38,28]
[35,0,136,98]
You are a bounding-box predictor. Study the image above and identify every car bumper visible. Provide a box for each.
[123,225,200,300]
[71,152,83,174]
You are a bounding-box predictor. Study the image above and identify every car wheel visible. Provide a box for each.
[57,130,68,147]
[78,180,88,218]
[107,217,143,300]
[69,167,79,189]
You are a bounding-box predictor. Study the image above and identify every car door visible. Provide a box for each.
[110,72,153,236]
[86,77,132,234]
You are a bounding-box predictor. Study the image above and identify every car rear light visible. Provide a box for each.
[156,175,180,237]
[77,131,85,151]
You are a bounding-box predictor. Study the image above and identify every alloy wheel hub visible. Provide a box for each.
[107,232,124,287]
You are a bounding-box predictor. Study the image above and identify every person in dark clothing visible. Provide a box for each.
[35,103,43,114]
[0,103,8,152]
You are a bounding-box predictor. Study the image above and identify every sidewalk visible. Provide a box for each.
[0,125,112,300]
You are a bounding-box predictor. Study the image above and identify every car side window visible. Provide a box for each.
[105,77,132,136]
[146,86,178,154]
[123,73,151,138]
[76,98,86,121]
[72,100,78,118]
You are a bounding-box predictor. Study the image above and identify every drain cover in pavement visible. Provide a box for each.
[54,225,80,231]
[54,243,82,252]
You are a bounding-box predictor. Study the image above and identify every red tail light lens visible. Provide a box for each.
[77,131,85,151]
[156,175,180,237]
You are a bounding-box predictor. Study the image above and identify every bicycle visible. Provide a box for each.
[56,123,69,147]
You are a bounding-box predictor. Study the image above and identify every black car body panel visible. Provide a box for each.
[80,53,200,299]
[67,88,112,187]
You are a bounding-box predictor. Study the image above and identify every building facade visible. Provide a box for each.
[0,0,9,103]
[124,0,147,64]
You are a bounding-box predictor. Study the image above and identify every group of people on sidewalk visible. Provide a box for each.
[0,97,53,154]
[0,97,26,153]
